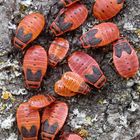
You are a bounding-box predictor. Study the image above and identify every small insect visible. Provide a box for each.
[23,45,48,89]
[113,37,139,78]
[50,3,88,36]
[93,0,125,20]
[28,94,56,110]
[60,132,83,140]
[80,22,120,49]
[68,51,106,88]
[54,80,77,97]
[60,133,83,140]
[16,102,40,140]
[41,101,68,140]
[48,38,69,67]
[14,13,45,50]
[62,72,91,94]
[58,0,80,7]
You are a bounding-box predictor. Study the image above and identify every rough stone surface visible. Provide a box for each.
[0,0,140,140]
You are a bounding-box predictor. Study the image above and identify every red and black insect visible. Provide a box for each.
[41,101,68,140]
[50,3,88,36]
[23,45,48,89]
[113,37,139,78]
[48,38,69,67]
[68,51,106,88]
[16,102,40,140]
[93,0,125,20]
[58,0,80,7]
[14,13,45,50]
[62,72,91,94]
[54,80,77,97]
[28,94,56,110]
[60,132,83,140]
[80,22,120,49]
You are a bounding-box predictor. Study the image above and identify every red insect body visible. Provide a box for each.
[41,101,68,140]
[28,94,56,110]
[80,22,120,49]
[16,102,40,140]
[113,37,139,78]
[48,38,69,67]
[54,80,77,97]
[23,45,48,89]
[50,3,88,36]
[14,13,45,50]
[93,0,125,20]
[60,132,83,140]
[62,72,91,94]
[68,51,106,88]
[59,0,80,7]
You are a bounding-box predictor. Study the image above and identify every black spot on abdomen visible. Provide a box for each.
[21,125,37,138]
[123,42,132,54]
[26,69,42,82]
[55,13,73,32]
[85,66,102,84]
[114,42,132,58]
[16,27,32,43]
[81,29,102,47]
[42,120,58,134]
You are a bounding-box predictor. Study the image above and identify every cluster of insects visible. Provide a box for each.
[16,94,81,140]
[14,0,139,139]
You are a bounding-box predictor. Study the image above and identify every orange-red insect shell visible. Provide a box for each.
[93,0,125,20]
[60,133,83,140]
[16,102,40,140]
[48,38,69,67]
[50,3,88,36]
[58,0,80,7]
[41,101,68,140]
[62,72,91,95]
[14,13,45,50]
[68,51,106,88]
[54,80,77,97]
[80,22,120,49]
[28,94,56,110]
[23,45,48,89]
[113,37,139,78]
